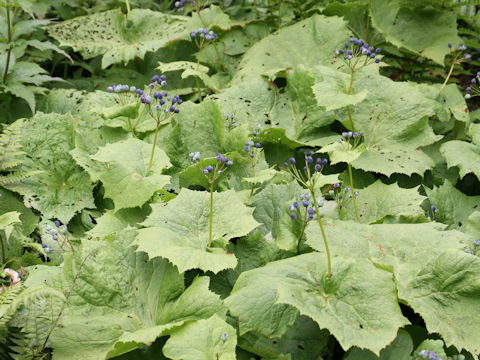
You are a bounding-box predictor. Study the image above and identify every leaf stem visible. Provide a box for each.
[208,182,214,247]
[249,163,255,198]
[348,163,360,222]
[147,122,160,173]
[0,234,6,263]
[310,191,332,278]
[439,57,457,94]
[2,0,12,84]
[125,0,131,13]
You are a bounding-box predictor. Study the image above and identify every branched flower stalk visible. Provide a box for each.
[44,221,74,253]
[244,123,262,198]
[191,28,219,102]
[283,152,332,278]
[464,71,480,100]
[337,131,365,222]
[189,152,234,248]
[440,43,471,94]
[287,192,325,254]
[334,38,383,131]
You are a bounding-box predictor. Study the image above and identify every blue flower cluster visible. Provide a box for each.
[448,43,471,61]
[135,75,182,115]
[284,151,329,173]
[335,38,382,65]
[191,28,218,41]
[328,183,359,201]
[464,71,480,100]
[174,0,195,11]
[418,350,444,360]
[244,124,262,158]
[288,193,324,221]
[106,84,136,93]
[189,151,201,163]
[337,131,365,149]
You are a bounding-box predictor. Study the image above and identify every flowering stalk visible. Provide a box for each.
[464,71,480,100]
[335,38,383,131]
[0,234,5,263]
[125,0,130,13]
[189,152,234,248]
[440,44,471,94]
[191,27,219,101]
[284,152,332,277]
[338,131,364,222]
[243,123,262,197]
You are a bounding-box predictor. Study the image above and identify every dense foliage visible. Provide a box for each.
[1,0,480,359]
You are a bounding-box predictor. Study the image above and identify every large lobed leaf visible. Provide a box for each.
[1,113,94,223]
[135,188,259,273]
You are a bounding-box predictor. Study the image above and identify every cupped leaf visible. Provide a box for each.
[92,138,171,210]
[135,188,259,273]
[163,314,237,360]
[0,113,94,223]
[226,253,408,355]
[48,9,190,68]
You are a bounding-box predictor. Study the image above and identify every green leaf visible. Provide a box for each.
[48,9,191,68]
[343,329,413,360]
[92,138,171,210]
[0,188,38,236]
[399,250,480,356]
[163,314,237,360]
[440,140,480,180]
[414,339,447,360]
[318,141,365,165]
[165,100,226,169]
[425,181,480,232]
[250,182,303,240]
[226,253,408,355]
[213,68,337,148]
[340,181,426,224]
[1,113,94,223]
[370,0,462,65]
[135,188,259,273]
[87,205,151,239]
[232,15,350,81]
[312,66,368,111]
[27,229,224,359]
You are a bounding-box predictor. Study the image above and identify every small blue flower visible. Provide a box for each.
[205,165,213,173]
[314,164,322,172]
[290,213,297,220]
[431,205,438,212]
[289,157,296,165]
[54,220,61,227]
[293,201,299,208]
[302,200,309,207]
[307,207,314,215]
[473,239,480,246]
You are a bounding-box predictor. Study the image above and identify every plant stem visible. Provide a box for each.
[196,47,203,102]
[438,59,457,94]
[249,163,255,198]
[2,0,12,84]
[310,191,332,278]
[297,220,307,254]
[147,122,160,173]
[125,0,131,13]
[208,182,214,247]
[0,234,6,263]
[346,68,356,131]
[197,11,227,72]
[348,163,360,222]
[132,105,147,135]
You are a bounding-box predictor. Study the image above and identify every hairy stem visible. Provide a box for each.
[439,59,457,94]
[348,163,360,222]
[0,234,5,263]
[147,122,160,173]
[208,182,214,247]
[3,0,12,84]
[346,68,356,131]
[311,191,332,278]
